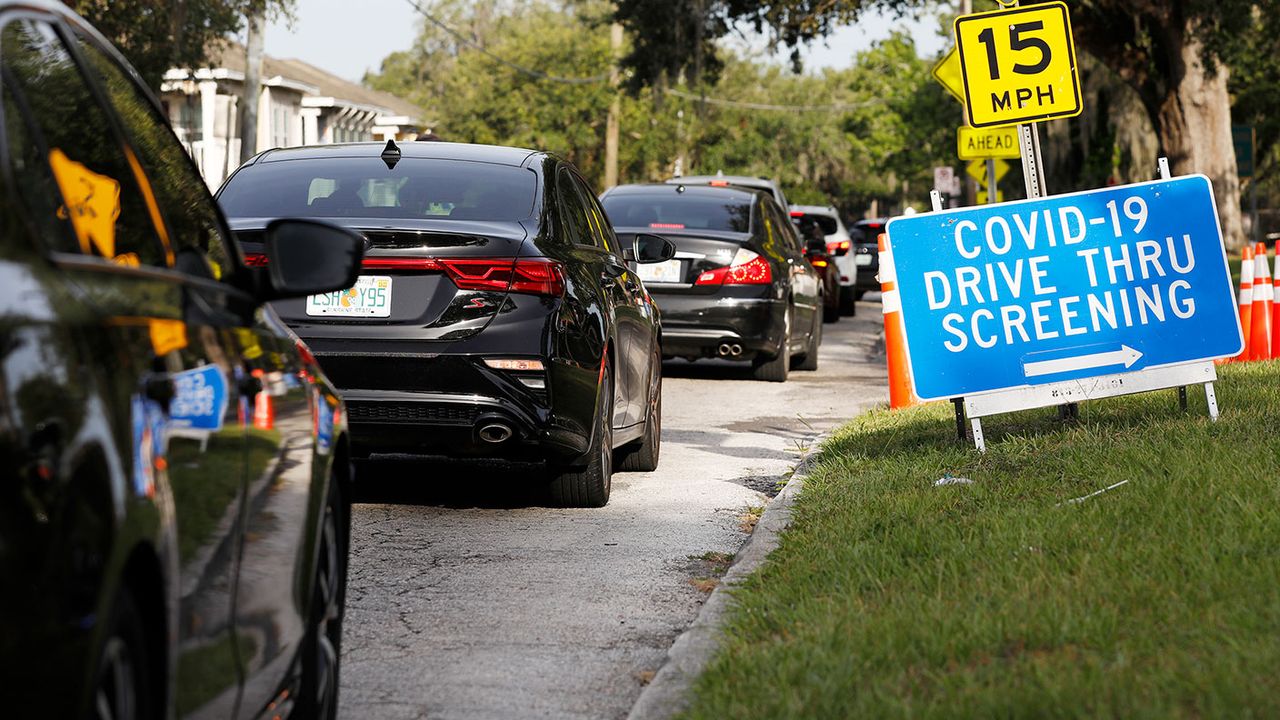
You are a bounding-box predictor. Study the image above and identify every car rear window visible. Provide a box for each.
[850,222,886,244]
[601,193,751,232]
[218,157,537,221]
[793,214,837,236]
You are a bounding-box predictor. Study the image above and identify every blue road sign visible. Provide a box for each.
[885,175,1243,400]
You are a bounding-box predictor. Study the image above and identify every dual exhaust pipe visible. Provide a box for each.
[717,343,743,357]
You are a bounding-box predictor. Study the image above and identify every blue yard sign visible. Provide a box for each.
[169,364,230,432]
[885,175,1243,401]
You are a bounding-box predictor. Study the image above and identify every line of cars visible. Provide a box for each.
[0,3,876,716]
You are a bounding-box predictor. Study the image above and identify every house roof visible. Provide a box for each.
[201,40,427,123]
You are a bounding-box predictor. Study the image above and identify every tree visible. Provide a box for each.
[61,0,294,91]
[616,0,1267,247]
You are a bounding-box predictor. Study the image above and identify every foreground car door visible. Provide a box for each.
[66,26,343,718]
[0,15,251,716]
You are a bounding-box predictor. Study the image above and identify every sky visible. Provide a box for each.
[264,0,950,84]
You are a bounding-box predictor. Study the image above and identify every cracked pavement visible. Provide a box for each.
[338,301,887,719]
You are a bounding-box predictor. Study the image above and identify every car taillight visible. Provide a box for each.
[827,240,851,253]
[810,258,828,268]
[243,252,269,267]
[695,248,772,286]
[360,257,565,297]
[789,211,805,218]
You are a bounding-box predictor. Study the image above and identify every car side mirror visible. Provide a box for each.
[262,219,364,299]
[632,233,677,264]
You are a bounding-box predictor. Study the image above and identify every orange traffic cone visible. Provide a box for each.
[879,233,921,409]
[253,371,274,430]
[1249,242,1272,361]
[1232,245,1254,362]
[1272,240,1280,359]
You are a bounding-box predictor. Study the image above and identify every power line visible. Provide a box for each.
[661,87,875,113]
[402,0,610,85]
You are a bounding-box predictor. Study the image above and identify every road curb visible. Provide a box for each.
[626,447,823,720]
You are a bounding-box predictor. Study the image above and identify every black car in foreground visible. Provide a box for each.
[0,3,363,718]
[218,142,674,507]
[600,183,824,382]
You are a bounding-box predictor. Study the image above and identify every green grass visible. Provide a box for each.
[682,361,1280,719]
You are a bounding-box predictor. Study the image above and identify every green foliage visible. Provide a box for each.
[62,0,294,91]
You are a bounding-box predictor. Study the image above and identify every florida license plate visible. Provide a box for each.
[306,276,392,317]
[636,259,683,284]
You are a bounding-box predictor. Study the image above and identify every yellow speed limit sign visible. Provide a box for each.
[954,1,1081,128]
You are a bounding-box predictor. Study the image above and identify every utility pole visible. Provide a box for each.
[239,9,265,163]
[604,21,623,188]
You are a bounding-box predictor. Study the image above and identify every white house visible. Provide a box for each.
[161,41,429,188]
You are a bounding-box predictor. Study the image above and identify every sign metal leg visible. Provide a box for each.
[971,417,986,452]
[986,158,996,203]
[952,398,967,442]
[1178,386,1188,412]
[1205,382,1219,421]
[930,188,944,212]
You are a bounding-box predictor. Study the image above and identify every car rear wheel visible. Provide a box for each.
[550,367,613,507]
[617,365,661,472]
[298,470,348,720]
[93,588,152,720]
[752,307,791,382]
[839,287,857,316]
[823,293,840,324]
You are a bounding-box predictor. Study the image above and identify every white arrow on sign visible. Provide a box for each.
[1023,345,1143,378]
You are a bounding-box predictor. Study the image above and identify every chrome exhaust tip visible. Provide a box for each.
[717,343,733,357]
[729,344,743,356]
[477,423,513,443]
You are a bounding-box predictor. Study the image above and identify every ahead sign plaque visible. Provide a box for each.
[885,175,1242,401]
[955,1,1082,129]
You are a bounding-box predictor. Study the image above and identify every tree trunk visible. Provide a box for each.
[1153,24,1245,249]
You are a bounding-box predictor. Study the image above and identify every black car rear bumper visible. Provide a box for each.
[652,294,786,360]
[307,342,593,460]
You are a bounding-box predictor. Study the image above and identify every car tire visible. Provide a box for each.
[823,296,840,324]
[93,588,153,720]
[839,287,857,316]
[796,310,821,371]
[550,367,613,507]
[617,364,661,473]
[297,470,348,720]
[854,290,866,301]
[752,307,791,382]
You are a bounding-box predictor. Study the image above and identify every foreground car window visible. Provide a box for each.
[219,157,538,221]
[601,193,752,232]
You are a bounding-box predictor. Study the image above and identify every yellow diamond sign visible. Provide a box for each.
[966,158,1011,184]
[931,46,965,105]
[954,1,1082,128]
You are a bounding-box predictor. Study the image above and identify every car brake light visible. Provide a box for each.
[649,222,685,229]
[789,211,805,218]
[810,258,828,268]
[243,252,269,267]
[709,179,730,186]
[826,240,851,254]
[695,248,772,286]
[361,256,566,297]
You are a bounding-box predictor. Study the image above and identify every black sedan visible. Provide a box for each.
[0,4,362,718]
[218,142,673,507]
[599,183,824,381]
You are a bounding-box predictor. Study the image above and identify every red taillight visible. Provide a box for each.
[695,249,772,286]
[649,222,685,229]
[708,179,730,186]
[243,252,269,267]
[789,211,805,218]
[361,256,565,297]
[810,258,828,268]
[827,240,851,254]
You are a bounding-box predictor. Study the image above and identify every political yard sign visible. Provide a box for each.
[885,175,1242,401]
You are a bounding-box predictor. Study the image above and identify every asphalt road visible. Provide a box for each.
[339,298,889,720]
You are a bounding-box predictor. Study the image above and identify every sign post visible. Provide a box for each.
[885,176,1241,450]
